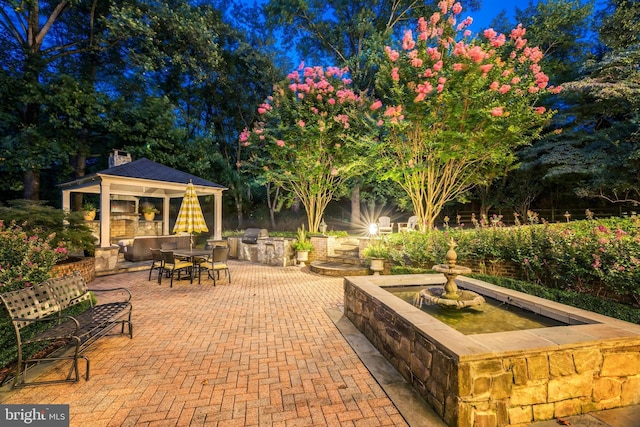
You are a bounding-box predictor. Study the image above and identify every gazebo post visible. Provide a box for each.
[99,182,111,247]
[214,193,223,240]
[163,196,171,236]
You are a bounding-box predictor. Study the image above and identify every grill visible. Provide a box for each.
[242,228,268,244]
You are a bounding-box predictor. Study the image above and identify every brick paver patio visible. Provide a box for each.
[0,262,408,427]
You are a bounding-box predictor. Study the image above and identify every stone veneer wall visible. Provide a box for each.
[230,237,296,267]
[51,257,96,283]
[343,279,640,427]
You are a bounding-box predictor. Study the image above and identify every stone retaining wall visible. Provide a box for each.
[344,275,640,427]
[51,257,95,283]
[229,237,296,267]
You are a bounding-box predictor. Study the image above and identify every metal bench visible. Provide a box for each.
[0,271,133,387]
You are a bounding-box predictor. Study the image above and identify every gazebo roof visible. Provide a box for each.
[59,158,227,198]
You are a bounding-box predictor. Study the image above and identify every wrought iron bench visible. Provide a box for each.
[0,271,133,387]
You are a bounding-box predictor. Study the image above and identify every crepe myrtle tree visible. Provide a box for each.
[371,0,561,231]
[241,65,375,233]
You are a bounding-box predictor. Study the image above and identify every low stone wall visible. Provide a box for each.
[344,275,640,427]
[229,237,296,267]
[51,257,95,283]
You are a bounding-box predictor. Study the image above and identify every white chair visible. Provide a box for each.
[398,216,418,232]
[377,216,394,234]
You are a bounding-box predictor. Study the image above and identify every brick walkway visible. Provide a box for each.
[0,262,408,427]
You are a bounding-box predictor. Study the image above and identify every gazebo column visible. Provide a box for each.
[99,182,112,247]
[163,197,171,235]
[214,192,223,240]
[61,190,71,212]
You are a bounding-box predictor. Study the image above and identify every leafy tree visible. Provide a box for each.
[373,2,559,230]
[244,66,376,232]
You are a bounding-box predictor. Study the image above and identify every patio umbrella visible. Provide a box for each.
[173,180,209,249]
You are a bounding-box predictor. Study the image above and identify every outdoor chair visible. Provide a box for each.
[377,216,394,234]
[148,248,164,282]
[199,247,231,286]
[398,215,418,232]
[160,250,192,287]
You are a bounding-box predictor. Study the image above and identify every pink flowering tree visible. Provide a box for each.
[372,0,561,230]
[242,65,374,232]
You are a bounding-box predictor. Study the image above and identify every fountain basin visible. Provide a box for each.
[343,274,640,427]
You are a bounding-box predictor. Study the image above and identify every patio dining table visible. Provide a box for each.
[174,249,211,283]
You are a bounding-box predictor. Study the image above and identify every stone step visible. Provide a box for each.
[309,261,370,277]
[327,255,361,266]
[334,247,359,257]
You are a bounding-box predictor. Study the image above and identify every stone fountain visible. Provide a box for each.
[415,239,485,309]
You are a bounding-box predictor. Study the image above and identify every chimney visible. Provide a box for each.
[108,150,132,168]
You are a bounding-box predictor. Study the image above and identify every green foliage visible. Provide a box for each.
[0,200,96,256]
[395,217,640,305]
[361,240,390,259]
[291,225,313,251]
[0,221,68,291]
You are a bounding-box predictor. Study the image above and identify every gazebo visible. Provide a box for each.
[59,156,227,249]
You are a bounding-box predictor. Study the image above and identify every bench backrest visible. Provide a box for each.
[0,282,61,330]
[0,271,91,330]
[45,271,92,310]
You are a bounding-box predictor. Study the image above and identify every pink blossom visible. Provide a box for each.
[491,34,506,48]
[418,17,428,32]
[391,67,400,81]
[330,168,338,176]
[298,120,306,127]
[370,100,383,111]
[438,1,448,14]
[402,30,416,50]
[467,46,486,63]
[534,107,546,115]
[480,64,493,74]
[430,12,441,25]
[515,37,527,49]
[463,29,472,37]
[511,76,521,84]
[483,28,497,40]
[385,46,400,62]
[453,63,464,71]
[491,107,504,117]
[452,2,462,14]
[328,98,336,105]
[489,81,500,91]
[239,128,250,142]
[276,140,285,147]
[411,57,423,67]
[433,60,443,71]
[311,107,319,114]
[499,84,511,94]
[510,24,526,40]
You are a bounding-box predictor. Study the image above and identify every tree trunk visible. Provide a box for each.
[350,186,360,229]
[23,170,40,200]
[71,151,87,211]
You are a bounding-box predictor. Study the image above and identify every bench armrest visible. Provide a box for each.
[88,287,132,303]
[11,315,80,336]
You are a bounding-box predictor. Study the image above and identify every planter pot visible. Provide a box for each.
[296,250,310,267]
[143,212,156,221]
[83,210,96,221]
[370,258,384,275]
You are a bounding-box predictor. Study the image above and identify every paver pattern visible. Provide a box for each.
[1,262,408,427]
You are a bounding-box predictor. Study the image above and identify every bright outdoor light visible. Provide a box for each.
[369,223,378,236]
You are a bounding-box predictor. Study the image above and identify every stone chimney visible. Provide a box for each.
[108,150,132,168]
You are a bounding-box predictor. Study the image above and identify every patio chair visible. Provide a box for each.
[377,216,394,235]
[199,247,231,286]
[398,215,418,232]
[160,250,192,287]
[148,248,164,282]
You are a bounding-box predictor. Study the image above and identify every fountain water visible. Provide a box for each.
[415,239,485,309]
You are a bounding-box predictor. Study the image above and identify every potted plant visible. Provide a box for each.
[362,241,389,275]
[82,202,97,221]
[141,204,159,221]
[292,225,313,267]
